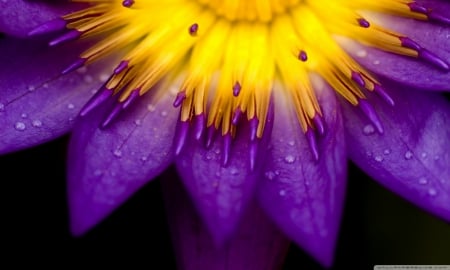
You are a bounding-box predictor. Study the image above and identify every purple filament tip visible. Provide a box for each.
[409,2,450,26]
[62,58,86,75]
[358,99,384,134]
[122,0,134,7]
[298,50,308,62]
[189,23,199,36]
[114,60,129,74]
[101,102,124,129]
[173,91,186,107]
[122,89,140,109]
[206,125,216,148]
[232,108,242,125]
[249,117,259,142]
[400,37,449,70]
[175,121,190,155]
[80,87,113,117]
[49,29,81,47]
[373,84,395,106]
[194,114,206,140]
[28,18,67,37]
[249,140,259,171]
[222,133,232,166]
[357,18,370,28]
[351,71,365,88]
[312,114,326,136]
[232,81,241,97]
[305,129,319,161]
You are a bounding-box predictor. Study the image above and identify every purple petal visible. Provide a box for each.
[257,83,347,267]
[343,82,450,222]
[0,0,81,37]
[345,2,450,90]
[0,37,108,154]
[175,108,274,245]
[67,91,178,236]
[162,171,290,270]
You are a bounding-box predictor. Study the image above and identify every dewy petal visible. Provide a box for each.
[175,106,274,246]
[0,0,81,37]
[258,80,347,267]
[345,2,450,91]
[67,91,178,236]
[343,83,450,222]
[162,171,290,270]
[0,37,108,154]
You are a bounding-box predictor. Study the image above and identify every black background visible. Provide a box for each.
[1,134,449,269]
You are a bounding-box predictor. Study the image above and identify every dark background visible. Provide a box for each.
[1,135,450,269]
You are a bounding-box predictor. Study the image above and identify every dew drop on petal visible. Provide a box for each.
[0,103,4,111]
[428,188,437,197]
[27,85,35,92]
[160,111,168,117]
[404,151,413,160]
[363,124,375,135]
[284,155,296,163]
[134,119,142,126]
[67,103,75,110]
[383,149,391,155]
[374,155,383,162]
[113,149,122,158]
[32,120,42,127]
[288,140,295,146]
[419,177,428,185]
[14,122,26,131]
[421,152,427,159]
[147,104,156,112]
[230,167,238,175]
[21,113,28,118]
[279,190,286,196]
[140,156,148,162]
[265,171,276,180]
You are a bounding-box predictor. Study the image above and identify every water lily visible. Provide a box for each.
[1,0,449,269]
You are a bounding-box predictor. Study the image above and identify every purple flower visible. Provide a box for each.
[1,0,449,269]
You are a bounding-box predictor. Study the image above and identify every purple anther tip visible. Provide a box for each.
[80,87,113,117]
[249,140,259,171]
[399,37,421,51]
[358,99,384,134]
[373,84,395,106]
[408,2,428,14]
[189,23,199,36]
[357,18,370,28]
[101,102,123,129]
[175,121,190,155]
[28,18,67,37]
[305,129,319,161]
[312,114,326,136]
[351,71,365,87]
[194,114,206,140]
[122,0,134,7]
[206,125,216,148]
[62,58,87,75]
[49,29,81,47]
[232,81,241,97]
[173,91,186,107]
[114,60,129,74]
[427,10,450,26]
[232,108,242,125]
[249,117,259,142]
[122,89,140,109]
[418,49,450,71]
[298,50,308,62]
[222,133,232,166]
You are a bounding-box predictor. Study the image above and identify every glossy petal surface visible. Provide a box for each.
[0,37,106,154]
[344,84,450,222]
[67,92,178,235]
[258,82,347,267]
[162,172,290,270]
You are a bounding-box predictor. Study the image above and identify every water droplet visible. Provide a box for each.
[383,149,391,155]
[83,75,94,83]
[265,171,276,180]
[366,151,373,157]
[21,113,28,118]
[288,140,295,146]
[32,120,42,127]
[404,151,413,160]
[113,149,122,158]
[275,170,280,176]
[134,119,142,126]
[279,190,286,196]
[67,103,75,109]
[0,103,4,111]
[363,124,375,135]
[284,155,296,164]
[14,122,26,131]
[434,155,440,161]
[421,152,427,159]
[140,156,148,162]
[428,188,437,196]
[160,111,168,117]
[147,104,156,112]
[230,168,238,175]
[27,85,35,91]
[99,73,109,82]
[419,177,428,185]
[356,50,367,58]
[373,60,381,65]
[43,83,49,88]
[215,171,220,177]
[205,154,213,160]
[374,155,383,162]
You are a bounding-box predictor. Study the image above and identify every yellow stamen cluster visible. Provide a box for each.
[64,0,430,137]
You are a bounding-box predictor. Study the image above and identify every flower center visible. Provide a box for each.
[31,0,449,161]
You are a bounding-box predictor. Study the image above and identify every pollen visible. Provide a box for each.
[31,0,449,161]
